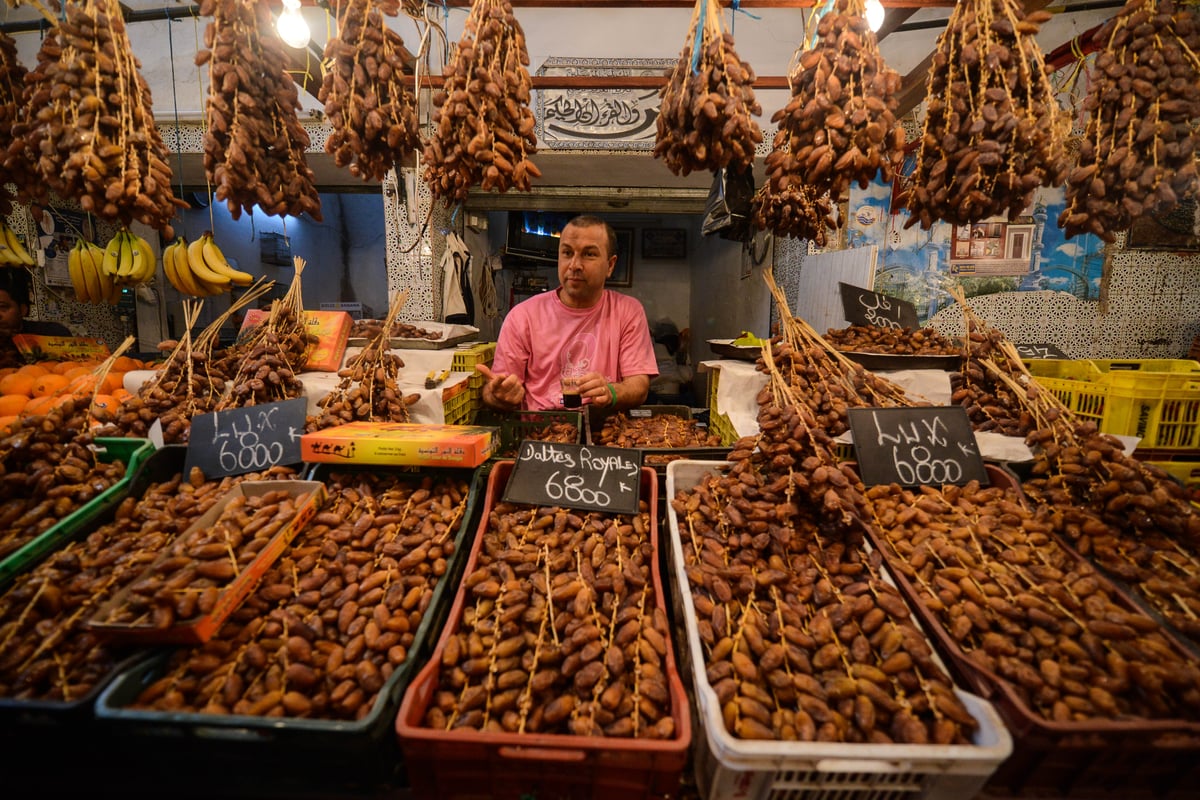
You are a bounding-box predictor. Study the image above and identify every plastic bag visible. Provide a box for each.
[701,166,755,242]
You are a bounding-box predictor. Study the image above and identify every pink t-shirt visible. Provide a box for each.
[492,289,658,410]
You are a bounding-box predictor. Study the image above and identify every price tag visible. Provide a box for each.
[185,398,307,479]
[847,406,988,487]
[503,441,641,515]
[1014,342,1068,360]
[838,283,919,331]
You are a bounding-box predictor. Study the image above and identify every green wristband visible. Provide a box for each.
[606,382,618,406]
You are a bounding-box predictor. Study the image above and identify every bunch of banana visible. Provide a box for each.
[162,237,207,296]
[100,228,158,286]
[67,238,119,304]
[0,220,36,266]
[163,231,253,297]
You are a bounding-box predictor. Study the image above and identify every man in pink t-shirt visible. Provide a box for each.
[477,215,657,413]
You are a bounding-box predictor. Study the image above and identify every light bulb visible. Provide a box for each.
[276,0,310,49]
[865,0,885,32]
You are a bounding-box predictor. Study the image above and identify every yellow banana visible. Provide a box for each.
[86,241,115,304]
[5,223,35,266]
[101,230,124,277]
[0,223,21,266]
[161,238,183,292]
[163,237,201,296]
[68,240,88,302]
[186,232,231,290]
[115,230,137,280]
[126,230,156,284]
[175,237,210,296]
[201,233,254,286]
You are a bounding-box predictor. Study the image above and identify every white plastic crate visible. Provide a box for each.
[663,460,1013,800]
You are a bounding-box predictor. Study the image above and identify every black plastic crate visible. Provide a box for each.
[94,464,486,791]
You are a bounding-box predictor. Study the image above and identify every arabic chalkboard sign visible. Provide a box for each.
[1014,342,1068,360]
[185,397,307,479]
[503,441,642,515]
[839,283,919,331]
[847,406,988,487]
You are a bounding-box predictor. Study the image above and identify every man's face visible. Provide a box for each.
[0,290,24,337]
[557,223,615,309]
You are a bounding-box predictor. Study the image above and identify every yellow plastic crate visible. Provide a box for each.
[443,386,474,425]
[1025,360,1107,426]
[1027,359,1200,450]
[453,342,496,393]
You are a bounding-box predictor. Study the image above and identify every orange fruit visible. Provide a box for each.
[0,395,29,417]
[15,363,49,378]
[67,374,101,396]
[37,361,61,374]
[0,394,29,416]
[110,387,132,402]
[90,393,117,413]
[31,373,70,398]
[103,371,126,393]
[0,414,19,433]
[0,372,35,397]
[21,395,58,416]
[113,356,140,372]
[62,366,93,381]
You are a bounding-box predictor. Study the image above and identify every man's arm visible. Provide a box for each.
[609,374,649,410]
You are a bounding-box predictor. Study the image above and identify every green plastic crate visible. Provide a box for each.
[0,437,155,589]
[477,409,583,458]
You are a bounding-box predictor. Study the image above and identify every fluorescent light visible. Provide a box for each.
[865,0,885,32]
[276,0,310,49]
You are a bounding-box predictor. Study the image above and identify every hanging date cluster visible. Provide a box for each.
[0,31,44,217]
[424,0,540,206]
[653,0,762,177]
[320,0,422,182]
[901,0,1069,229]
[21,0,183,236]
[197,0,322,221]
[1060,0,1200,241]
[759,0,903,231]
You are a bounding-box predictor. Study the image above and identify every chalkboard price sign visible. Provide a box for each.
[839,282,919,331]
[503,441,642,515]
[185,397,307,479]
[1014,342,1068,360]
[847,406,988,487]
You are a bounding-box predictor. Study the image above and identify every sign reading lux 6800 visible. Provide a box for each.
[503,441,641,515]
[847,406,988,487]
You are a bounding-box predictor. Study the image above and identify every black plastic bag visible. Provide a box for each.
[701,166,755,242]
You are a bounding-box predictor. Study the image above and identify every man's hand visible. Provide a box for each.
[576,372,649,409]
[476,364,524,410]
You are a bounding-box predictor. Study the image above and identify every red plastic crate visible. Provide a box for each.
[395,461,691,800]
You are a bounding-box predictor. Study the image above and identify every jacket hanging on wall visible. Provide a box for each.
[701,166,755,242]
[441,232,474,325]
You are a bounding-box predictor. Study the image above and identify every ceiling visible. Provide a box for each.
[0,1,1126,213]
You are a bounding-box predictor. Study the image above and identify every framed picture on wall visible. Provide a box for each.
[607,228,634,286]
[641,227,686,259]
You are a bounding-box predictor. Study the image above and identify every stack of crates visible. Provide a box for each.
[450,341,496,424]
[1026,358,1200,455]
